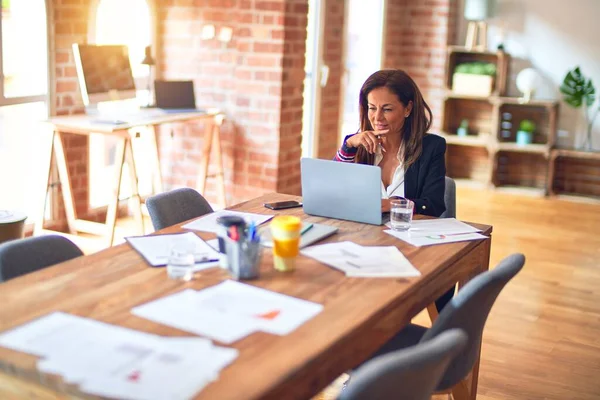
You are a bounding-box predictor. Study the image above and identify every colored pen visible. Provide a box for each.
[300,223,314,236]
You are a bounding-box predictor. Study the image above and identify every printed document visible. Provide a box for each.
[384,218,487,247]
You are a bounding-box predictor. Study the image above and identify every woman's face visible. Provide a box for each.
[367,86,412,136]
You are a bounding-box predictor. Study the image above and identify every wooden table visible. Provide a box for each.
[0,193,492,400]
[36,109,226,247]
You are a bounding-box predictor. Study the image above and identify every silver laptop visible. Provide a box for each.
[301,158,383,225]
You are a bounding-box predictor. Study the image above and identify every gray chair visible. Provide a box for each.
[440,176,456,218]
[146,187,214,231]
[339,329,468,400]
[364,253,525,399]
[0,235,83,282]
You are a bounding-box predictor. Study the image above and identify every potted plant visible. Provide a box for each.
[516,119,535,145]
[457,119,469,137]
[452,62,497,97]
[560,66,599,151]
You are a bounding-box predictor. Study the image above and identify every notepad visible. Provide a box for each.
[259,222,339,249]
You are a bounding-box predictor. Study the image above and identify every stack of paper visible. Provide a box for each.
[132,280,324,344]
[126,232,221,271]
[0,312,237,400]
[301,241,421,278]
[181,210,274,233]
[385,218,487,247]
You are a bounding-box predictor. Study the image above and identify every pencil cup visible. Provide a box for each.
[216,216,246,269]
[224,238,262,280]
[270,215,302,272]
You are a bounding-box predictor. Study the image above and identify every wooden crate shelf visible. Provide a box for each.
[548,149,600,198]
[441,47,560,196]
[494,151,548,190]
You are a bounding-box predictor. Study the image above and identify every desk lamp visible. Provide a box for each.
[141,45,156,107]
[464,0,496,51]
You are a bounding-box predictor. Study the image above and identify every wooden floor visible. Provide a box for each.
[83,188,600,399]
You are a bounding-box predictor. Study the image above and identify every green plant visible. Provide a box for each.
[454,62,497,77]
[559,66,598,150]
[519,119,536,133]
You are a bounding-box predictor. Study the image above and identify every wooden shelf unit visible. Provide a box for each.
[547,149,600,198]
[441,47,559,192]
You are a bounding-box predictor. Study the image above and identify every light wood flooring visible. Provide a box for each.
[85,187,600,399]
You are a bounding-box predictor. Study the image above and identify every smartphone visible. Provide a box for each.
[263,200,303,210]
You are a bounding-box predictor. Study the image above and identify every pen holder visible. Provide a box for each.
[224,237,262,280]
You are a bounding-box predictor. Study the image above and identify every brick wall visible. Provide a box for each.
[316,0,344,160]
[383,0,458,134]
[156,0,308,202]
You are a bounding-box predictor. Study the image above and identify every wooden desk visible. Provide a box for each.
[0,193,492,400]
[36,109,226,246]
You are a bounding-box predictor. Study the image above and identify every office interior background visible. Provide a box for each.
[0,0,599,399]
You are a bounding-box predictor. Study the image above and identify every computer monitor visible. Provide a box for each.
[72,44,137,106]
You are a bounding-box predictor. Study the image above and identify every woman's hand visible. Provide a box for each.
[346,130,389,154]
[382,198,415,214]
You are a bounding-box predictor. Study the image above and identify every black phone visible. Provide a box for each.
[263,200,303,210]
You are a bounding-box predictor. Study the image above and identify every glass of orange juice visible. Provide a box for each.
[270,215,302,272]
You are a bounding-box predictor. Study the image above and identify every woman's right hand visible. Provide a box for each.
[345,130,389,154]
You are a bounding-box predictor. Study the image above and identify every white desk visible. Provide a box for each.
[36,109,226,246]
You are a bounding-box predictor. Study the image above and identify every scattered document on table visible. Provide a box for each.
[0,312,238,400]
[384,218,486,247]
[126,232,220,268]
[385,230,488,247]
[301,241,421,278]
[182,210,274,233]
[132,280,324,344]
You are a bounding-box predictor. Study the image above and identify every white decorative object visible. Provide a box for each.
[452,73,494,97]
[464,0,496,20]
[516,68,541,103]
[463,0,497,51]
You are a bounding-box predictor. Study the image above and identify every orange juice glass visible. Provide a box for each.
[270,215,302,272]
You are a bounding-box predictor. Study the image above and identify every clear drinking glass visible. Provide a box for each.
[390,198,414,231]
[166,242,195,281]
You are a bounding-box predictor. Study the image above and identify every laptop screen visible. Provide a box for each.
[154,80,196,110]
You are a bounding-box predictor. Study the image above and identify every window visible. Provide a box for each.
[88,0,154,208]
[0,1,49,222]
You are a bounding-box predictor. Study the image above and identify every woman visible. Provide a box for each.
[335,69,452,311]
[334,69,446,218]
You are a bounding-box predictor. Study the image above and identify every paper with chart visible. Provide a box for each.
[126,232,220,270]
[0,312,238,400]
[132,280,324,343]
[385,218,487,246]
[301,241,421,278]
[182,210,274,233]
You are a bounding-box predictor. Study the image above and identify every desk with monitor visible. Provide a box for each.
[36,109,227,246]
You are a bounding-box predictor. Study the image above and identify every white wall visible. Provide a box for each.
[457,0,600,149]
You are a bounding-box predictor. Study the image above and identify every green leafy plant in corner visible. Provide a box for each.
[454,62,497,77]
[559,66,599,150]
[519,119,536,133]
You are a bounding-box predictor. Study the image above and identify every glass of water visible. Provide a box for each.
[390,198,414,231]
[166,241,195,281]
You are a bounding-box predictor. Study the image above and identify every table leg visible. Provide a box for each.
[196,119,215,196]
[105,137,127,247]
[35,130,56,236]
[212,116,227,208]
[125,137,145,235]
[53,131,77,234]
[149,125,163,195]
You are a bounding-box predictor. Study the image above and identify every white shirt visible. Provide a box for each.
[375,145,405,199]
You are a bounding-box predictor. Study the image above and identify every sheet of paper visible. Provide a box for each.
[386,218,481,237]
[385,230,488,247]
[301,242,420,278]
[126,232,220,267]
[131,289,260,344]
[181,210,274,233]
[196,280,324,335]
[133,281,323,342]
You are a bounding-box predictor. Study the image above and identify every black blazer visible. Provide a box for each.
[404,134,446,217]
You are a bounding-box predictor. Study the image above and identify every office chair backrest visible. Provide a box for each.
[0,235,84,282]
[440,176,456,218]
[338,329,468,400]
[146,187,214,231]
[420,253,525,390]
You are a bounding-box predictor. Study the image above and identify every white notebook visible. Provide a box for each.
[259,222,338,249]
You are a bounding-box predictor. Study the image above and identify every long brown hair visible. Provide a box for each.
[355,69,432,169]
